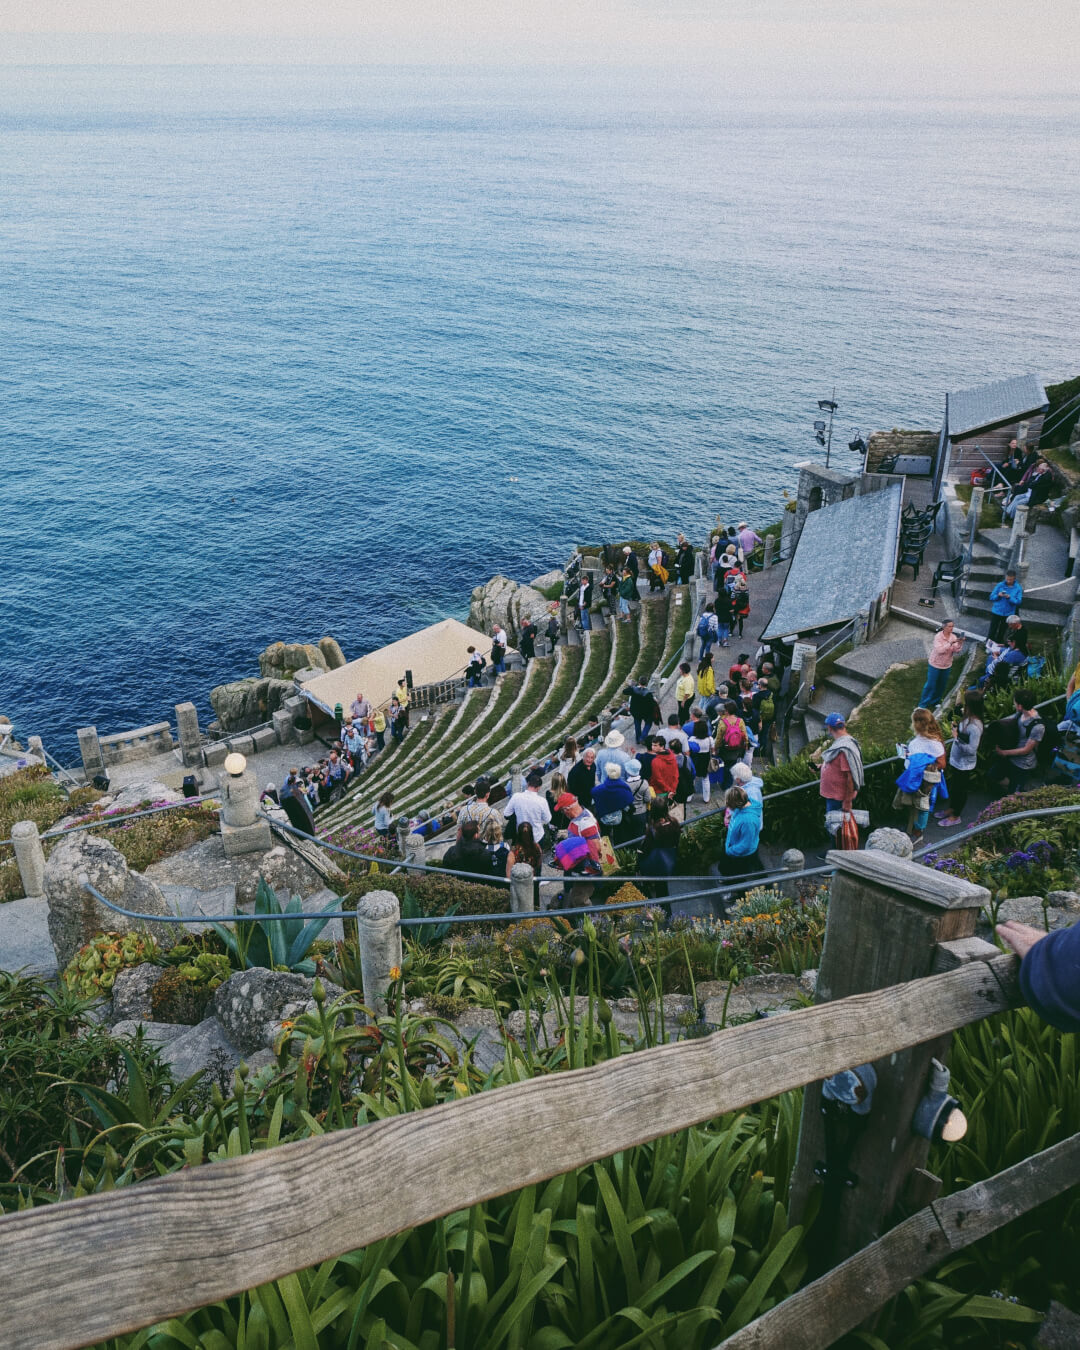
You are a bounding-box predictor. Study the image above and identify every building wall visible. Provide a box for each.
[864,429,938,473]
[945,412,1047,482]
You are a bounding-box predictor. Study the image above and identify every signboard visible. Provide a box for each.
[790,642,816,673]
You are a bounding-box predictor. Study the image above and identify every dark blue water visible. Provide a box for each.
[2,67,1077,756]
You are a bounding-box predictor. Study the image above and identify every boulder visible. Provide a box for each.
[318,636,347,670]
[978,895,1076,939]
[158,1016,247,1088]
[468,575,553,642]
[702,973,802,1025]
[146,839,330,905]
[866,827,913,858]
[111,1019,190,1048]
[258,642,328,682]
[529,569,566,594]
[211,969,345,1055]
[210,677,295,733]
[1046,890,1080,913]
[43,833,181,968]
[110,962,167,1022]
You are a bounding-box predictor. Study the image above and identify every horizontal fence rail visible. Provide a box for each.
[0,954,1021,1350]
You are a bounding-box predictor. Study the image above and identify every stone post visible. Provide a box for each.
[558,597,568,636]
[11,821,46,899]
[27,735,44,759]
[510,763,524,794]
[355,889,403,1015]
[682,630,696,665]
[763,536,776,570]
[853,609,870,649]
[780,847,804,901]
[76,726,104,779]
[272,708,294,744]
[1009,505,1029,572]
[796,650,817,709]
[405,832,426,869]
[174,702,202,767]
[395,817,412,858]
[509,862,536,914]
[219,767,272,857]
[789,851,990,1273]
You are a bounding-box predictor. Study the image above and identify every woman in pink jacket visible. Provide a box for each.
[919,621,965,710]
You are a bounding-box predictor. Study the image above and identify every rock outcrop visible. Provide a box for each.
[209,677,293,732]
[43,833,180,967]
[468,575,553,641]
[211,969,345,1055]
[318,636,347,670]
[530,569,566,594]
[258,642,328,681]
[111,963,167,1022]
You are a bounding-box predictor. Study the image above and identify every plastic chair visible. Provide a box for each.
[896,544,926,581]
[930,554,964,598]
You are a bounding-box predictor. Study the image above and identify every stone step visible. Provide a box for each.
[961,596,1069,624]
[823,672,875,705]
[830,659,879,691]
[803,706,828,743]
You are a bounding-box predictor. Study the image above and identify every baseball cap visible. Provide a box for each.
[554,792,578,813]
[824,712,847,729]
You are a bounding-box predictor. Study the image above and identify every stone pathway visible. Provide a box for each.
[0,896,56,980]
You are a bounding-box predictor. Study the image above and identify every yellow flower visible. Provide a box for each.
[280,1019,295,1030]
[389,965,402,981]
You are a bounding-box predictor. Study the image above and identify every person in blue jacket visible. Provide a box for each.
[719,785,762,880]
[997,919,1080,1033]
[987,569,1023,644]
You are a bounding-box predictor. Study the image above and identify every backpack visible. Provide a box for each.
[697,614,711,639]
[758,695,775,723]
[720,715,746,750]
[675,756,695,804]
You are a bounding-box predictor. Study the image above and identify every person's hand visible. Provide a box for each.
[996,920,1048,959]
[995,746,1006,756]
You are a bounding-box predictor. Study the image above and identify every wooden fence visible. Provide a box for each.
[0,855,1075,1350]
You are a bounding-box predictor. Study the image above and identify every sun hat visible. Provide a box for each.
[603,729,625,748]
[554,792,578,813]
[604,762,623,778]
[625,759,642,777]
[738,520,747,529]
[824,712,847,729]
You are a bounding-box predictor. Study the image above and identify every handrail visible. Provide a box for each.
[0,954,1022,1350]
[0,795,220,850]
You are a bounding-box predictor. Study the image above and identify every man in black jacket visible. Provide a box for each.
[442,820,494,875]
[567,746,597,810]
[675,535,694,584]
[624,682,660,747]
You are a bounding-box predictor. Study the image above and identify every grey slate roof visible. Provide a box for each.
[947,374,1048,439]
[762,483,903,641]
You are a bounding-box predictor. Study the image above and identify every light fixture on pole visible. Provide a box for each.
[815,391,838,467]
[912,1058,968,1142]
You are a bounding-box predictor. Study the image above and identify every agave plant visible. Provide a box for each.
[211,878,342,976]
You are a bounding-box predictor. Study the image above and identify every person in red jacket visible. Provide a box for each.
[649,740,680,799]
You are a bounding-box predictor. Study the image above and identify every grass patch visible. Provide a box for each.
[534,579,566,602]
[953,482,1001,531]
[847,657,963,746]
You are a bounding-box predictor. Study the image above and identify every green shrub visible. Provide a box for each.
[345,870,509,924]
[66,801,218,871]
[0,766,70,877]
[149,969,213,1025]
[424,992,471,1020]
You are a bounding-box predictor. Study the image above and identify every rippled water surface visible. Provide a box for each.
[2,68,1077,755]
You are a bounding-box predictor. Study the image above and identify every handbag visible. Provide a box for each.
[836,811,860,851]
[596,835,620,875]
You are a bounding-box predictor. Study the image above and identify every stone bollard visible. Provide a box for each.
[780,847,805,901]
[866,826,913,859]
[763,536,776,570]
[682,630,695,664]
[395,816,412,858]
[11,820,46,899]
[509,863,536,914]
[796,651,817,709]
[272,708,294,745]
[219,764,272,857]
[405,833,426,869]
[510,762,524,794]
[27,735,44,759]
[76,726,105,780]
[355,889,403,1015]
[174,702,202,767]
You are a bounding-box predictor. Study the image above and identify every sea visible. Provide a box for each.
[2,66,1077,759]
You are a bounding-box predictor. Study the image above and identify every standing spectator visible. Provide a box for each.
[617,568,636,623]
[592,762,635,839]
[730,761,764,813]
[696,602,720,658]
[713,587,732,647]
[991,688,1046,794]
[457,776,501,843]
[731,576,750,637]
[371,707,387,751]
[343,720,366,765]
[503,768,552,842]
[647,542,668,592]
[547,772,570,829]
[638,798,682,895]
[675,534,694,584]
[506,822,543,878]
[545,611,560,651]
[648,738,680,800]
[675,662,695,723]
[622,545,639,582]
[938,688,985,826]
[568,746,598,809]
[466,646,486,687]
[280,768,315,835]
[350,691,371,723]
[625,681,660,747]
[737,521,762,561]
[919,620,965,710]
[373,791,395,838]
[576,574,594,631]
[715,701,749,786]
[696,654,716,702]
[558,736,579,779]
[752,678,777,763]
[443,820,494,875]
[599,563,618,613]
[988,569,1023,644]
[814,712,864,821]
[519,618,537,664]
[718,786,762,886]
[395,677,410,710]
[689,717,714,803]
[894,708,946,841]
[490,625,508,674]
[389,697,409,745]
[595,729,633,781]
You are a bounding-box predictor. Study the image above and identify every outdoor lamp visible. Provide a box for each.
[818,399,838,413]
[913,1058,968,1142]
[813,419,827,432]
[848,428,867,455]
[822,1062,877,1115]
[223,752,247,777]
[815,431,826,446]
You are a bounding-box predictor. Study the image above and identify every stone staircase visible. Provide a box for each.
[960,529,1075,633]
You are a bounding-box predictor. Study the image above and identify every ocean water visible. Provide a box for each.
[2,67,1077,757]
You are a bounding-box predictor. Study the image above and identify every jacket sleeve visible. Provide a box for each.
[1018,922,1080,1033]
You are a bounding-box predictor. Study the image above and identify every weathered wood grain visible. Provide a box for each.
[719,1131,1080,1350]
[0,955,1020,1350]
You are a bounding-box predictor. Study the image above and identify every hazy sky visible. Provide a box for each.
[1,0,1076,97]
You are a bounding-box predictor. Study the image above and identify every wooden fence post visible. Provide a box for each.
[788,850,991,1270]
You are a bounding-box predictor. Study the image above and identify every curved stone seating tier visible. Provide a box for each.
[656,584,692,676]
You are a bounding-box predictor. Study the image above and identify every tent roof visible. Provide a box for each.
[762,483,903,641]
[299,619,504,716]
[947,374,1049,439]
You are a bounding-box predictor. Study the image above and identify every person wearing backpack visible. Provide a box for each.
[716,700,748,788]
[752,678,777,764]
[991,688,1046,794]
[696,602,720,658]
[731,577,751,637]
[688,717,714,803]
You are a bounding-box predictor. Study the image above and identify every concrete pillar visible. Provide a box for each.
[1010,503,1029,555]
[796,651,817,709]
[510,763,524,794]
[77,726,104,779]
[272,708,294,744]
[968,485,984,537]
[27,735,44,759]
[763,536,776,570]
[405,832,426,869]
[219,767,271,857]
[11,821,46,899]
[510,863,536,914]
[558,597,568,636]
[174,702,202,767]
[395,817,412,857]
[780,847,804,901]
[853,609,870,649]
[682,630,696,664]
[355,889,403,1015]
